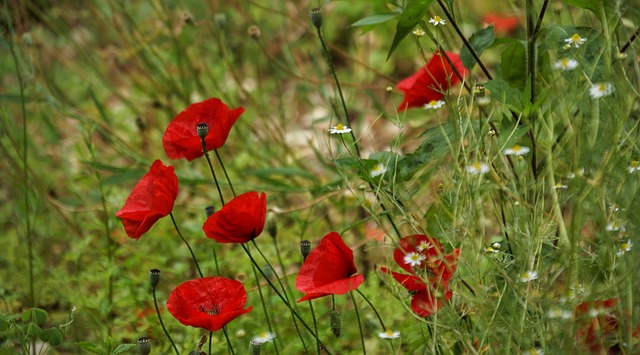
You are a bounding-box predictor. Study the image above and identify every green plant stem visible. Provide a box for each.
[201,138,226,206]
[7,14,35,309]
[308,301,320,354]
[240,243,333,354]
[222,327,235,355]
[250,262,280,355]
[533,0,550,34]
[215,149,236,198]
[152,287,180,355]
[620,26,640,53]
[350,291,367,355]
[209,331,212,355]
[170,213,204,278]
[355,289,385,330]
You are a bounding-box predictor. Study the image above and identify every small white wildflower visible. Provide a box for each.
[378,329,401,339]
[424,100,445,110]
[429,15,446,26]
[566,172,576,179]
[236,328,247,337]
[564,33,587,48]
[503,145,530,156]
[523,348,544,355]
[553,58,579,71]
[589,82,614,99]
[547,308,572,319]
[616,240,633,256]
[487,129,496,136]
[617,52,628,59]
[588,308,602,318]
[416,241,433,252]
[370,163,387,178]
[492,242,501,249]
[485,246,499,254]
[412,28,425,37]
[605,221,624,232]
[403,252,426,267]
[628,160,640,174]
[251,332,276,345]
[466,162,489,175]
[520,270,538,283]
[554,182,568,189]
[329,123,352,134]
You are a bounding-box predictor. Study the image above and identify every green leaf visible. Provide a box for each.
[25,323,42,338]
[40,328,64,346]
[497,125,531,151]
[485,79,524,113]
[351,13,398,27]
[103,335,115,353]
[21,308,48,325]
[460,25,496,70]
[396,123,453,181]
[387,0,435,60]
[500,39,527,91]
[77,341,107,355]
[562,0,602,14]
[112,343,137,355]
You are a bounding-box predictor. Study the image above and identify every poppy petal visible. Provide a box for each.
[203,192,267,243]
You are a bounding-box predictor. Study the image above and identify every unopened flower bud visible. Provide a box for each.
[249,340,262,355]
[266,212,277,239]
[262,264,274,280]
[300,240,311,261]
[205,206,216,217]
[248,25,261,40]
[138,337,151,355]
[474,83,486,96]
[149,269,160,289]
[330,310,342,337]
[197,122,209,139]
[310,8,323,30]
[214,13,227,29]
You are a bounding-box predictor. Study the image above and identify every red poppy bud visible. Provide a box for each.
[397,52,468,111]
[163,98,244,161]
[166,276,253,332]
[203,192,267,243]
[115,160,178,240]
[295,232,364,302]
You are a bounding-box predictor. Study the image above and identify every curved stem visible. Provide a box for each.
[214,149,236,198]
[308,301,320,354]
[201,138,225,206]
[620,26,640,53]
[152,287,180,355]
[355,289,385,330]
[350,291,367,355]
[170,213,204,278]
[222,327,235,355]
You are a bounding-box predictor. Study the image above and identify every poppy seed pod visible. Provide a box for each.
[266,212,277,239]
[300,240,311,261]
[310,8,322,30]
[197,122,209,139]
[137,337,151,355]
[205,206,216,217]
[149,269,161,289]
[247,25,261,40]
[249,339,262,355]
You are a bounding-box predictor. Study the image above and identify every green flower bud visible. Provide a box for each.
[197,122,209,139]
[310,8,323,30]
[300,240,311,261]
[137,337,151,355]
[330,310,342,337]
[149,269,160,289]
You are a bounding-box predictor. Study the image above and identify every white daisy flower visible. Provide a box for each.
[605,221,624,232]
[564,33,587,48]
[403,252,426,267]
[424,100,445,110]
[329,123,352,134]
[616,240,632,256]
[554,182,568,189]
[520,270,538,282]
[412,28,425,37]
[589,82,614,99]
[370,163,387,178]
[416,241,433,252]
[553,58,578,71]
[503,145,530,156]
[523,348,544,355]
[251,332,276,345]
[429,16,446,26]
[547,308,572,319]
[485,246,499,254]
[466,162,489,175]
[628,160,640,174]
[378,329,400,339]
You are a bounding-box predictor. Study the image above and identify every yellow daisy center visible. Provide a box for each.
[598,83,606,92]
[631,160,639,168]
[433,16,442,22]
[336,124,344,130]
[571,33,581,43]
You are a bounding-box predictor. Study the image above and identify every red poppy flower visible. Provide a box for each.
[381,234,459,317]
[574,298,620,353]
[397,51,468,111]
[202,192,267,243]
[482,13,520,34]
[163,98,245,161]
[166,276,252,332]
[295,232,365,302]
[115,160,178,240]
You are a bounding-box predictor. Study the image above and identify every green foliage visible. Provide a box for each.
[460,25,496,70]
[387,0,435,59]
[77,336,136,355]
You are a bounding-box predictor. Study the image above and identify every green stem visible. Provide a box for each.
[250,262,280,355]
[201,138,226,206]
[152,287,180,355]
[350,291,367,355]
[222,327,235,355]
[355,289,385,330]
[308,301,320,354]
[215,149,236,198]
[170,213,204,278]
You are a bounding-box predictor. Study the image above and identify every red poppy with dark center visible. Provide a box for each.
[482,13,520,34]
[163,98,244,161]
[115,160,178,240]
[203,192,267,243]
[295,232,365,302]
[166,276,252,332]
[397,51,468,111]
[381,234,459,317]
